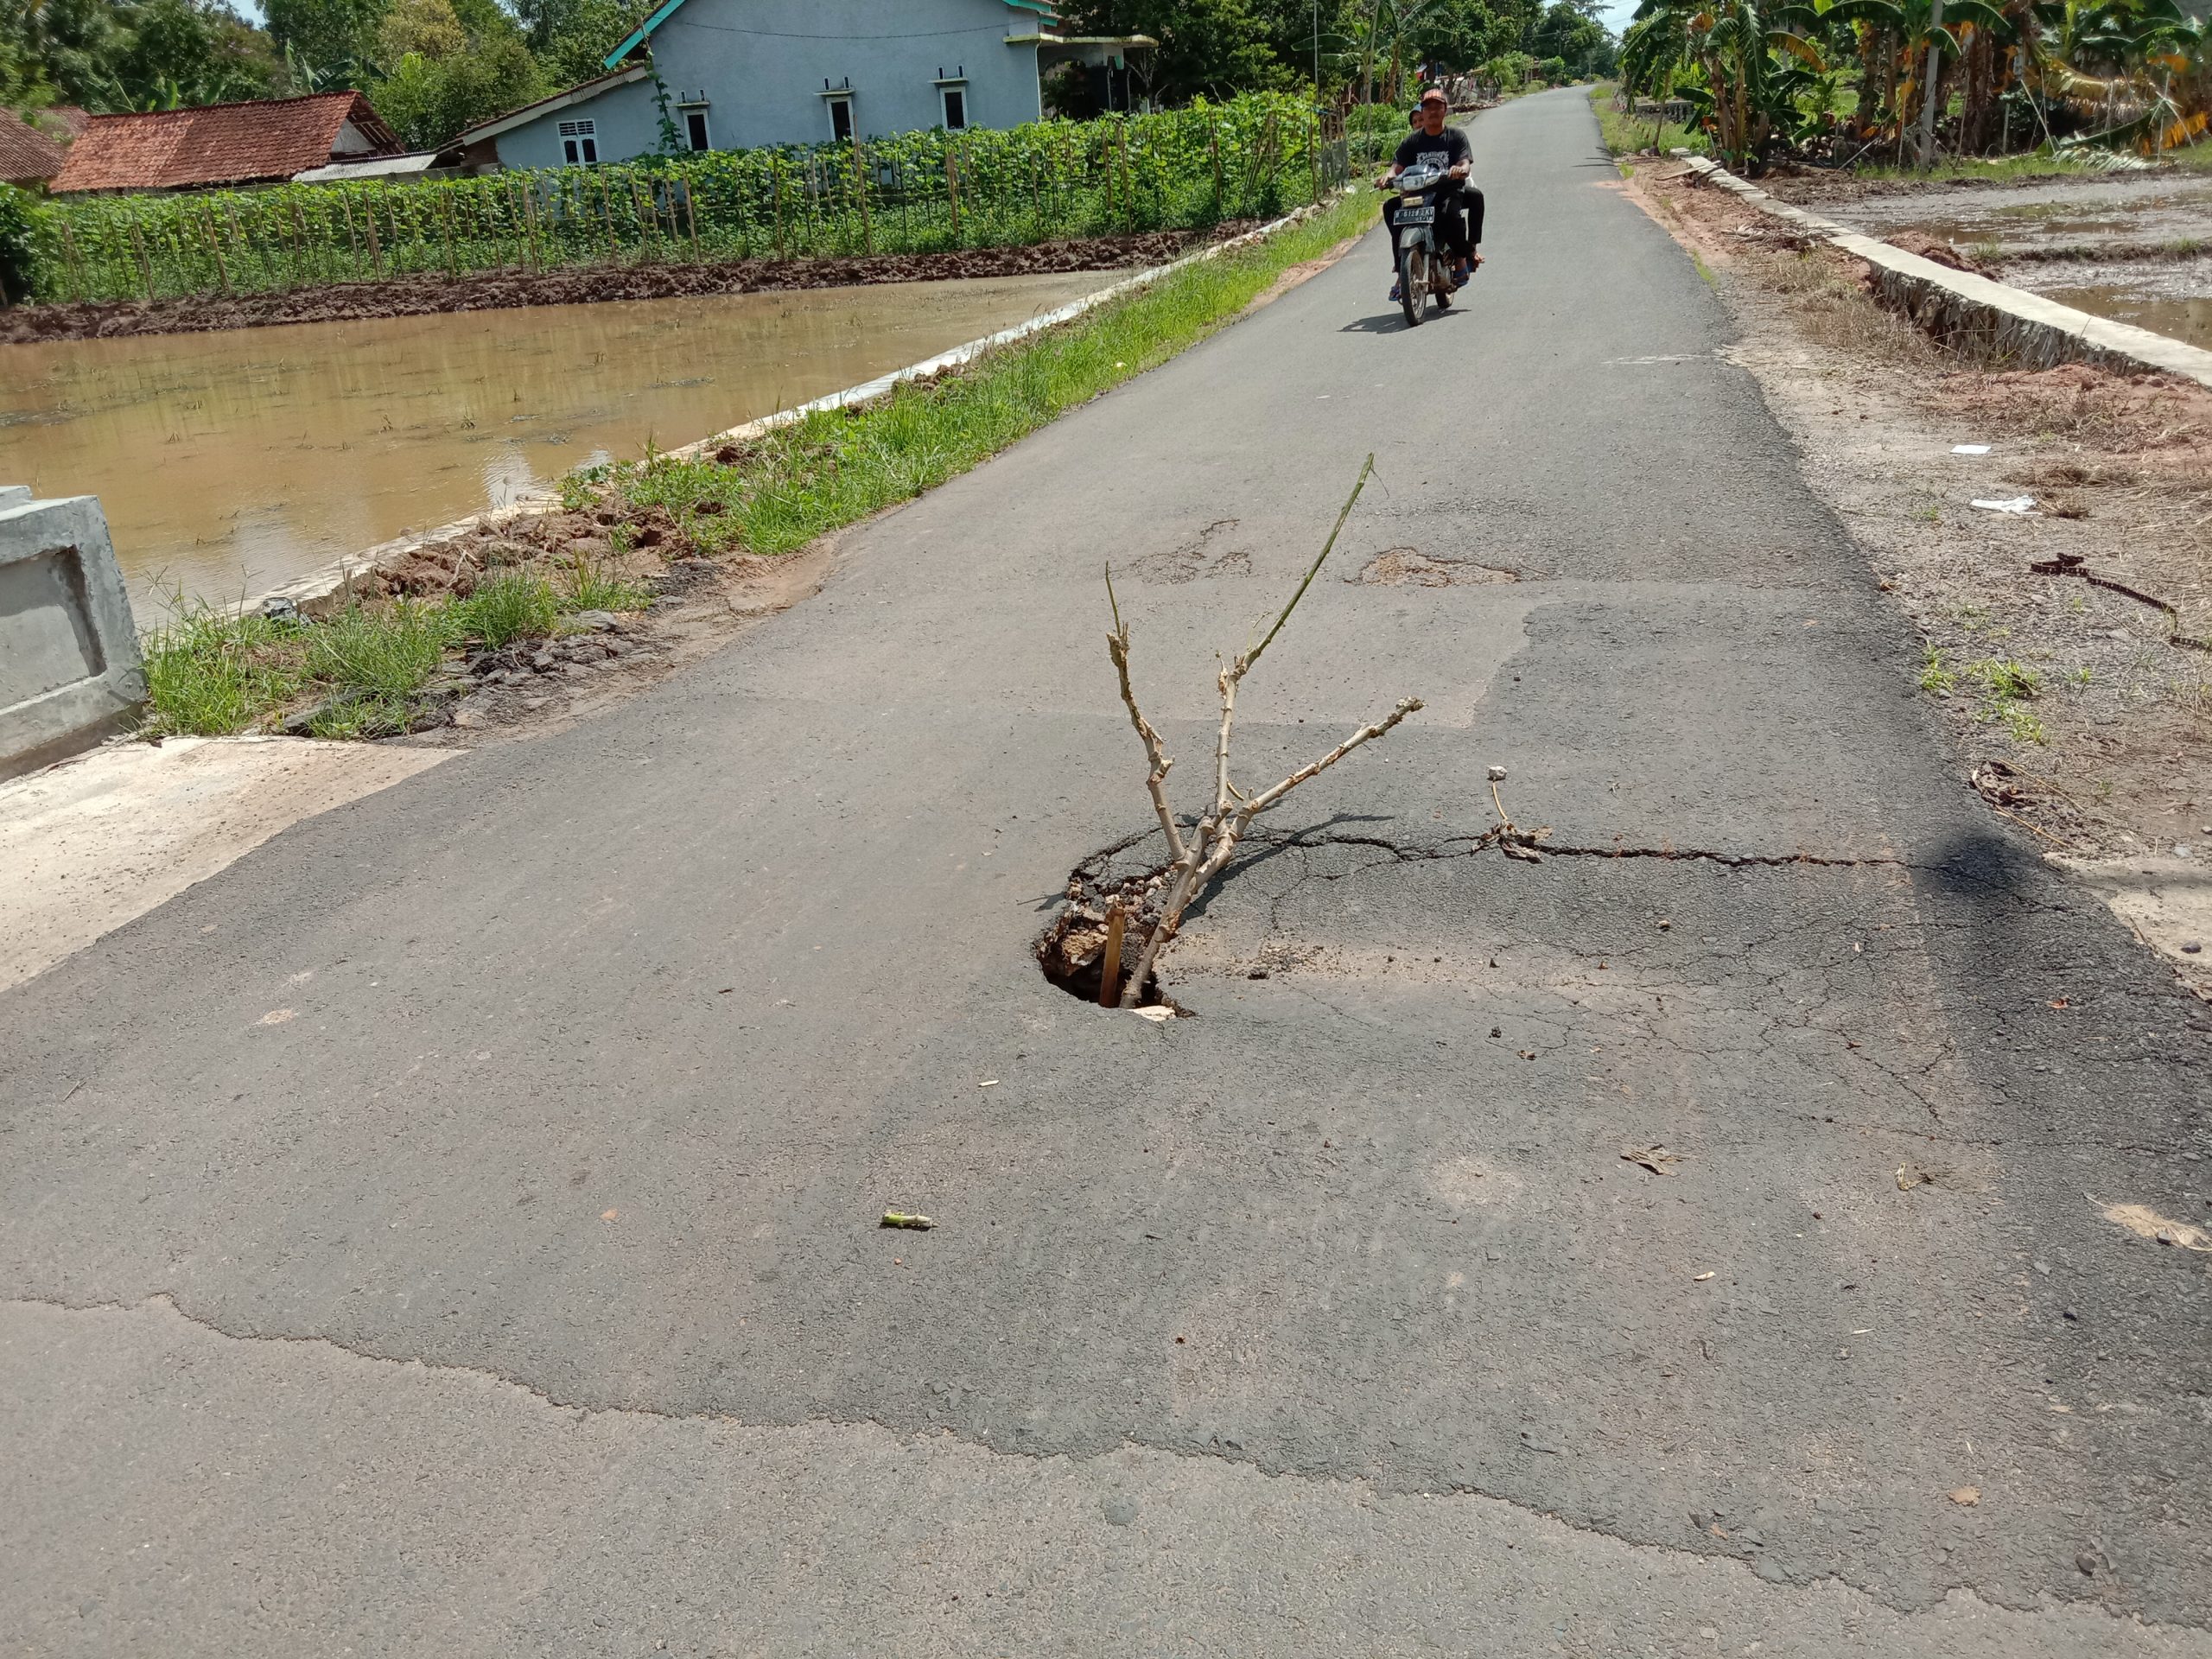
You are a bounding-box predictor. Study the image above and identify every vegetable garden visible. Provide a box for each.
[11,93,1350,306]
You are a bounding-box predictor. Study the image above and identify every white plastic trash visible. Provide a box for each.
[1952,444,1993,455]
[1970,496,2038,514]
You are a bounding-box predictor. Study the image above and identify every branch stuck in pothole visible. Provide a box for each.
[1088,456,1423,1009]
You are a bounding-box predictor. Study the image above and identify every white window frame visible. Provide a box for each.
[557,118,598,166]
[825,94,854,142]
[939,85,967,130]
[682,107,711,151]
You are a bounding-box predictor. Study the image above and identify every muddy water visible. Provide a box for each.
[1819,172,2212,351]
[0,270,1117,618]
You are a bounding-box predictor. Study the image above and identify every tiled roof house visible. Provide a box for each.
[48,92,402,194]
[0,105,89,189]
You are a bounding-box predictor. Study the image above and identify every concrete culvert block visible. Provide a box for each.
[1,491,145,782]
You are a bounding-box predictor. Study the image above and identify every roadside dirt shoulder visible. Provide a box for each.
[1627,162,2212,992]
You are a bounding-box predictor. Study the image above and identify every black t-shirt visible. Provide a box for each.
[1394,125,1471,176]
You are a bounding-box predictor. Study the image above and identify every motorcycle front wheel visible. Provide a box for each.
[1398,245,1422,328]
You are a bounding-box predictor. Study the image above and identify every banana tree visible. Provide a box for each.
[1622,0,1901,167]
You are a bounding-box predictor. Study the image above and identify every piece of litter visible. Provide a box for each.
[1488,765,1508,781]
[601,1209,619,1221]
[979,1078,999,1088]
[1949,1486,1980,1506]
[1970,496,2038,515]
[1952,444,1992,455]
[1132,1006,1174,1023]
[881,1211,933,1230]
[1693,1271,1715,1281]
[1623,1145,1683,1176]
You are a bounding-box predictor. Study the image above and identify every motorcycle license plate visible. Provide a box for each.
[1393,206,1435,226]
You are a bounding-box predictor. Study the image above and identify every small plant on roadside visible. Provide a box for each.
[562,554,652,613]
[1963,657,2040,702]
[454,570,561,648]
[306,600,452,700]
[1957,657,2047,744]
[298,599,457,737]
[141,606,307,737]
[1918,645,1955,694]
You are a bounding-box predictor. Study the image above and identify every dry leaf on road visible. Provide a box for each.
[1624,1146,1682,1176]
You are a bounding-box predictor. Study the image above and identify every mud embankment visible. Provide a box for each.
[0,227,1254,345]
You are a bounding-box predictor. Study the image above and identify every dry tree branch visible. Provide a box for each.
[1106,563,1185,864]
[1101,455,1423,1009]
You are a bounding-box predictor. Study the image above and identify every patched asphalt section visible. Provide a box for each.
[3,90,2208,1654]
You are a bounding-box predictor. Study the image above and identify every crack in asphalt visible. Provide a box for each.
[9,1290,2208,1634]
[1236,826,1911,870]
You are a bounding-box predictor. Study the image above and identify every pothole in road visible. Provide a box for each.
[1034,862,1177,1011]
[1347,547,1519,586]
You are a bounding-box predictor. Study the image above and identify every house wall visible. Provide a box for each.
[495,79,666,171]
[496,0,1042,168]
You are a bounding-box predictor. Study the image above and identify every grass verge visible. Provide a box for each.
[141,562,651,741]
[1589,83,1707,160]
[141,190,1375,741]
[578,190,1375,557]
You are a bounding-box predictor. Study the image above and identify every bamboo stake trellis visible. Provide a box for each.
[18,92,1344,305]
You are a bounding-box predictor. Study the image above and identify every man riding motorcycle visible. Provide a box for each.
[1380,88,1484,298]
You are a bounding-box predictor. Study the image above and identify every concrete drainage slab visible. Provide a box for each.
[0,488,146,782]
[0,735,449,993]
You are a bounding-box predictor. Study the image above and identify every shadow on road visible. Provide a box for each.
[1338,309,1468,334]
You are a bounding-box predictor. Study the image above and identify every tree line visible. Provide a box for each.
[1,0,1616,156]
[1619,0,2209,169]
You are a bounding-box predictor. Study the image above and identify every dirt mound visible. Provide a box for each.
[1935,361,2212,454]
[0,226,1253,346]
[1884,231,1996,276]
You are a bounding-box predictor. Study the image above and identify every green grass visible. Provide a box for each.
[453,571,563,649]
[1922,647,2047,744]
[559,553,654,614]
[1919,644,1954,694]
[141,190,1375,742]
[1842,149,2139,184]
[1588,82,1707,159]
[591,189,1378,561]
[141,607,307,737]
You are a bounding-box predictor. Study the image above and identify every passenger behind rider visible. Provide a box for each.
[1379,87,1484,298]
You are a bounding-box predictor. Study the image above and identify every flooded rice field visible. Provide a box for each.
[0,269,1117,618]
[1813,170,2212,352]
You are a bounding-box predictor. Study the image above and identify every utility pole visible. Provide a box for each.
[1916,0,1945,169]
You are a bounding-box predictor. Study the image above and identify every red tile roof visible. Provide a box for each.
[0,105,87,187]
[48,92,401,194]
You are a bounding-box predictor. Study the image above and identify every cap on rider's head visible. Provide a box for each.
[1419,87,1447,108]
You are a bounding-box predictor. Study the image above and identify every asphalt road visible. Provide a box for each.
[5,89,2209,1657]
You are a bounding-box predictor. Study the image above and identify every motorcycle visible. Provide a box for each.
[1382,159,1459,328]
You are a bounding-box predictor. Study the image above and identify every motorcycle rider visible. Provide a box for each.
[1379,87,1481,296]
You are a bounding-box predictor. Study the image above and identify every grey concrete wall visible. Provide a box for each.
[1,489,146,782]
[497,0,1041,166]
[496,79,664,172]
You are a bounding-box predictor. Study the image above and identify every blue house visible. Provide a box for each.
[454,0,1149,169]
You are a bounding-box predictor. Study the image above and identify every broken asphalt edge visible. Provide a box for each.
[242,191,1361,623]
[1669,152,2212,391]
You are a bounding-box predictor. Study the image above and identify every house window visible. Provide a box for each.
[826,95,853,143]
[940,86,967,130]
[557,118,598,165]
[683,108,711,151]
